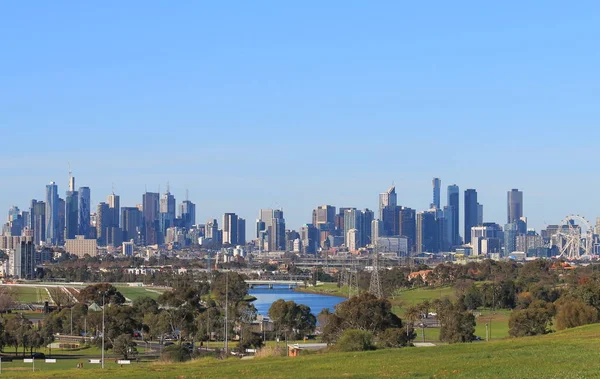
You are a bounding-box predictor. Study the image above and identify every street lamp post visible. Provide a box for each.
[70,306,73,336]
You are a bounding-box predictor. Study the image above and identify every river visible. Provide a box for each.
[249,286,345,317]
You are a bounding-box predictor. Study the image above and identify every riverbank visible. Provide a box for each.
[294,282,349,298]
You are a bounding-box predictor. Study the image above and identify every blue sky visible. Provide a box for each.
[1,1,600,235]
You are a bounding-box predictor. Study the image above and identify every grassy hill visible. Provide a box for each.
[10,323,600,378]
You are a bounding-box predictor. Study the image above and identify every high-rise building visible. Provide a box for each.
[471,223,503,256]
[399,207,416,252]
[347,229,359,251]
[237,218,246,245]
[65,176,78,240]
[270,210,286,251]
[30,200,45,245]
[107,193,120,228]
[78,187,91,238]
[96,202,110,246]
[504,222,518,257]
[371,219,382,245]
[359,209,374,247]
[222,213,239,245]
[343,208,359,247]
[205,219,219,240]
[142,192,160,245]
[379,186,397,220]
[447,184,460,246]
[179,200,196,229]
[432,178,441,209]
[507,189,523,224]
[45,182,59,245]
[464,189,478,244]
[416,210,438,254]
[58,197,65,244]
[477,203,484,225]
[312,205,336,246]
[121,207,141,243]
[300,224,319,254]
[9,241,36,279]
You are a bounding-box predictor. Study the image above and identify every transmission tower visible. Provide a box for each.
[369,246,383,298]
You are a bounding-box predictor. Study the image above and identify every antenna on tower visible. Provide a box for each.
[166,181,170,193]
[112,182,115,195]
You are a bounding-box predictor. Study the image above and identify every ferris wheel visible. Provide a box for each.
[553,215,593,260]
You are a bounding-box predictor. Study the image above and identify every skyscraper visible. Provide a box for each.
[142,192,160,245]
[379,186,397,220]
[159,189,176,242]
[270,209,286,251]
[343,208,359,247]
[179,200,196,229]
[96,202,110,246]
[399,207,416,252]
[416,210,438,254]
[222,213,239,245]
[507,189,523,224]
[30,200,46,245]
[65,176,78,240]
[237,217,246,245]
[447,184,460,246]
[78,187,91,238]
[107,193,120,228]
[45,182,59,245]
[464,189,478,244]
[121,207,141,243]
[359,209,374,247]
[432,178,441,209]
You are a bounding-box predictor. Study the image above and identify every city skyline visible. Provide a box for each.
[3,171,596,241]
[3,2,600,237]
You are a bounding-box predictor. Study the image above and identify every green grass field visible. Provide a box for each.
[10,286,48,303]
[5,323,600,378]
[114,286,163,301]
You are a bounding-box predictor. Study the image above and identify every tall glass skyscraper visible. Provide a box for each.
[78,187,91,238]
[507,189,523,223]
[464,189,478,244]
[45,182,59,245]
[432,178,441,209]
[447,184,460,246]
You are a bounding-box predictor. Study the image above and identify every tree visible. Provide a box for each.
[0,287,15,313]
[322,293,402,343]
[378,328,414,348]
[555,299,598,331]
[463,286,482,310]
[509,301,554,337]
[79,283,125,305]
[268,300,316,339]
[437,299,475,343]
[112,334,137,359]
[336,329,375,352]
[211,272,248,305]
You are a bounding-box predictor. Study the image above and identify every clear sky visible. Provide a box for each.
[1,1,600,235]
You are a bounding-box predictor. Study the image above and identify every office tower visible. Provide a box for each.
[159,188,175,241]
[507,189,523,224]
[107,193,120,228]
[30,200,46,245]
[222,213,239,245]
[477,203,484,225]
[379,186,397,220]
[335,207,351,235]
[371,219,382,244]
[300,224,319,254]
[416,210,438,254]
[205,219,219,240]
[237,218,246,245]
[45,182,59,245]
[179,200,196,229]
[142,192,160,245]
[447,184,460,246]
[312,205,336,227]
[471,223,503,256]
[432,178,441,209]
[359,209,374,247]
[399,207,416,252]
[9,241,36,279]
[343,208,359,247]
[65,175,78,240]
[58,198,65,244]
[96,202,110,246]
[271,210,286,251]
[121,207,142,243]
[464,189,478,244]
[504,222,518,257]
[347,229,359,251]
[78,187,91,238]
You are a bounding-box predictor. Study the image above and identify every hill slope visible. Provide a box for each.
[15,324,600,378]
